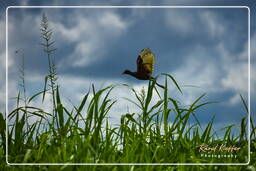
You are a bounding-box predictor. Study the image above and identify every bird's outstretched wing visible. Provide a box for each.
[136,48,155,77]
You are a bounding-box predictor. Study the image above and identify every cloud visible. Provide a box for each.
[170,29,252,106]
[199,11,225,37]
[20,0,30,6]
[165,10,194,34]
[165,9,225,37]
[221,63,248,93]
[99,12,126,31]
[220,32,255,101]
[29,92,53,114]
[69,41,97,67]
[51,10,129,67]
[50,16,91,43]
[228,94,241,105]
[171,45,221,104]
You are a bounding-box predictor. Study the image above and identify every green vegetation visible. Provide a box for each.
[0,14,255,171]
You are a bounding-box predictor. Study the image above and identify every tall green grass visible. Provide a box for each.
[0,14,255,171]
[1,75,253,164]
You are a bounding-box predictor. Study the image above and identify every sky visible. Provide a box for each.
[0,0,256,135]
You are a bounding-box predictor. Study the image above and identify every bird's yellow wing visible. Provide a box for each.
[139,48,155,75]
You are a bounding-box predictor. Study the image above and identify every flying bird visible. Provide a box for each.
[122,48,164,88]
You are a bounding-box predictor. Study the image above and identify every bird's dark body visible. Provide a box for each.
[136,55,151,80]
[123,49,153,80]
[122,48,164,88]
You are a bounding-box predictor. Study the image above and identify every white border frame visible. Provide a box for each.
[5,6,251,166]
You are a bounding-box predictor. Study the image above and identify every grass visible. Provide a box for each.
[0,14,255,171]
[0,77,255,170]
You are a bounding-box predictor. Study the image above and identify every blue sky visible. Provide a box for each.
[0,0,255,134]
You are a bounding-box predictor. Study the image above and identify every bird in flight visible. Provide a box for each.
[122,48,164,88]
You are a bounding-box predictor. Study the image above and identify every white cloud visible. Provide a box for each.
[170,30,252,106]
[220,33,256,103]
[29,92,53,114]
[165,10,225,37]
[199,11,225,37]
[171,46,221,105]
[20,0,30,6]
[165,10,194,34]
[221,63,249,93]
[51,10,129,67]
[51,17,91,43]
[70,42,97,67]
[99,12,126,31]
[228,94,241,105]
